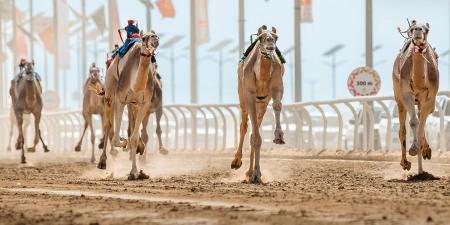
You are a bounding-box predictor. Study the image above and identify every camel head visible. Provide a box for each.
[88,64,105,96]
[24,61,34,76]
[140,31,158,58]
[257,25,278,57]
[140,30,159,49]
[408,20,430,45]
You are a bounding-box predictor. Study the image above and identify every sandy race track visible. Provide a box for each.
[0,149,449,225]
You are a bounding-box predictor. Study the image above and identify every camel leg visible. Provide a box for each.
[271,87,285,145]
[139,112,150,164]
[245,101,269,178]
[128,107,149,180]
[87,114,96,163]
[112,100,127,148]
[398,103,411,170]
[247,92,262,184]
[401,92,422,173]
[38,128,49,153]
[98,102,113,170]
[75,113,89,152]
[418,97,434,161]
[15,111,26,164]
[155,107,168,155]
[28,113,41,153]
[98,113,105,149]
[231,110,248,170]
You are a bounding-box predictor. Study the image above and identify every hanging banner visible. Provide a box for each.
[195,0,209,45]
[7,9,28,61]
[300,0,313,23]
[91,5,106,34]
[38,24,54,53]
[156,0,175,18]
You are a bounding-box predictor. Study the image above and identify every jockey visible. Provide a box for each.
[112,20,142,58]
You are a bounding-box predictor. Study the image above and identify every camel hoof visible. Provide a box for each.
[422,146,432,160]
[90,157,96,164]
[273,130,285,145]
[44,147,50,153]
[21,156,26,164]
[250,169,262,184]
[401,160,411,171]
[97,157,107,170]
[27,147,36,153]
[409,144,419,156]
[137,170,149,180]
[273,138,285,145]
[137,142,145,155]
[128,173,136,180]
[231,158,242,169]
[159,147,169,155]
[74,145,81,152]
[7,146,11,152]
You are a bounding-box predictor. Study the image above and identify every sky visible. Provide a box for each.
[2,0,450,109]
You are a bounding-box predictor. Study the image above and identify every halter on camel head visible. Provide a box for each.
[256,25,279,60]
[398,20,430,54]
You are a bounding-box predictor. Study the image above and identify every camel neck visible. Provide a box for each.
[133,53,153,93]
[411,52,429,89]
[257,53,273,81]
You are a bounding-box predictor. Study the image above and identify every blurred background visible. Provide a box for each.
[0,0,449,112]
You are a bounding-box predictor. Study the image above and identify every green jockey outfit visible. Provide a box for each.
[240,40,286,64]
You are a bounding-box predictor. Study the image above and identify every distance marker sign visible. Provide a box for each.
[347,67,381,96]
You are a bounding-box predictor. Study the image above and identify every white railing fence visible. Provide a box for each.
[2,91,450,153]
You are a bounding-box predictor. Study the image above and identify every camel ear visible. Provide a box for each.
[151,30,156,34]
[271,27,277,34]
[258,25,267,35]
[31,59,35,66]
[425,22,430,31]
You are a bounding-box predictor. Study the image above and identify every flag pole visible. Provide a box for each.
[53,0,59,93]
[238,0,244,57]
[294,0,302,102]
[190,0,198,103]
[12,0,17,74]
[29,0,34,59]
[81,0,87,77]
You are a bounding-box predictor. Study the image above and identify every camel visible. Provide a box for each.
[393,20,439,174]
[9,60,49,163]
[98,31,159,180]
[74,64,108,163]
[127,68,169,161]
[231,25,285,184]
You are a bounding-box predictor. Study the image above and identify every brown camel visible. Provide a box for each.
[99,31,159,180]
[74,64,108,163]
[393,20,439,174]
[231,25,285,184]
[10,60,49,163]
